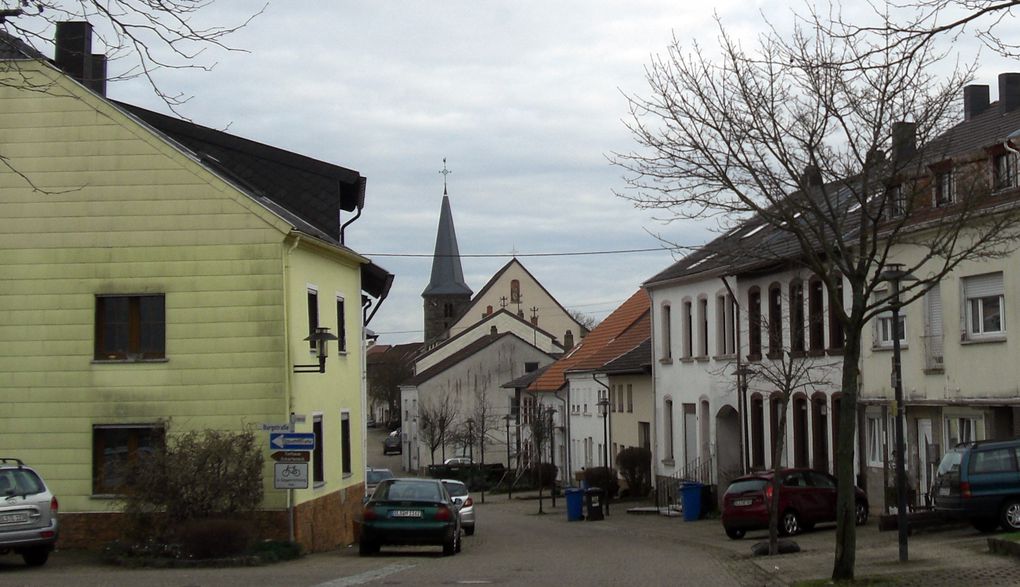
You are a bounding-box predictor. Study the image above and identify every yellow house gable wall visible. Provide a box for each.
[0,62,367,517]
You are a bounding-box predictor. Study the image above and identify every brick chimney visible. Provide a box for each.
[801,165,823,187]
[999,73,1020,114]
[54,21,106,96]
[964,84,990,120]
[891,122,916,161]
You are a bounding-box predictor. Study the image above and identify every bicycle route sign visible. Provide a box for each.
[274,462,309,489]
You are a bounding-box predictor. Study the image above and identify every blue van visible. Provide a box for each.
[933,438,1020,532]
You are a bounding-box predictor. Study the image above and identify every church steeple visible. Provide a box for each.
[422,159,473,343]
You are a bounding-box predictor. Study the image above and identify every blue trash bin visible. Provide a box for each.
[565,488,584,521]
[681,482,702,522]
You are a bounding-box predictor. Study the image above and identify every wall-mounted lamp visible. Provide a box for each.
[293,326,338,374]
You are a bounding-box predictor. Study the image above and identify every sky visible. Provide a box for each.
[18,1,1020,345]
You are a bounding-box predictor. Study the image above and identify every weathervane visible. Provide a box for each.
[439,158,452,195]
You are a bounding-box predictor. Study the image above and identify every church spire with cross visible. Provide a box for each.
[422,158,473,343]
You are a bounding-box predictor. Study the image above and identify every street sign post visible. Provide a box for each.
[274,462,309,489]
[269,432,316,451]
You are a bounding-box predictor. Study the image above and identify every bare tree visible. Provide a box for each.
[614,13,1020,580]
[419,395,458,466]
[368,351,414,428]
[528,402,554,514]
[568,308,599,332]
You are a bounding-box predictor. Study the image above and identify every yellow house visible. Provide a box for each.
[0,24,392,551]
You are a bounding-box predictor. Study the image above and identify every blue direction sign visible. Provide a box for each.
[269,432,315,451]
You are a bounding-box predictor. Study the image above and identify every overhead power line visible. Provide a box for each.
[364,247,669,258]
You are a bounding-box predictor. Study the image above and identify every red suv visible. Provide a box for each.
[721,468,868,539]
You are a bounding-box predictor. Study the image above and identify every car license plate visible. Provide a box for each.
[733,499,753,507]
[938,487,950,497]
[391,510,422,518]
[0,512,28,525]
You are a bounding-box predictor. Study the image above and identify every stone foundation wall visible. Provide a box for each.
[293,483,365,552]
[59,509,288,550]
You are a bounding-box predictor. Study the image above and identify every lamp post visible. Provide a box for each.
[292,327,338,373]
[597,397,611,516]
[466,418,475,463]
[504,414,513,499]
[735,364,754,474]
[547,407,556,508]
[880,262,916,563]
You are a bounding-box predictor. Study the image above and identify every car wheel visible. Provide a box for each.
[724,527,745,540]
[465,525,475,536]
[781,510,801,536]
[443,532,457,556]
[1002,499,1020,531]
[22,547,49,567]
[359,539,378,556]
[855,501,869,526]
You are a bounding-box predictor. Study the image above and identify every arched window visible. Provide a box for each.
[748,287,762,359]
[828,278,845,350]
[789,280,805,353]
[660,303,673,360]
[510,279,521,303]
[808,279,825,352]
[768,283,782,357]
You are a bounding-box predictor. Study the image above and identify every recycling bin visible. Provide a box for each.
[565,488,584,521]
[681,481,703,521]
[585,487,605,521]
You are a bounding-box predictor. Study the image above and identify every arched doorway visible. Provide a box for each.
[716,404,741,505]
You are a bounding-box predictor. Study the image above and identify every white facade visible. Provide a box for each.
[566,372,611,477]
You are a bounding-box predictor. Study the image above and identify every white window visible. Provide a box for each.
[682,300,693,358]
[874,289,906,348]
[660,304,672,360]
[889,184,906,217]
[995,152,1018,190]
[945,415,985,447]
[866,416,884,467]
[963,272,1005,338]
[934,169,955,207]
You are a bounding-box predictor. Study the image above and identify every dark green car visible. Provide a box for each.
[359,478,461,556]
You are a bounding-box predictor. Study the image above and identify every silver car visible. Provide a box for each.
[442,479,475,536]
[0,458,59,566]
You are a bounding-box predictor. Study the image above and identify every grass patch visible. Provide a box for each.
[998,531,1020,542]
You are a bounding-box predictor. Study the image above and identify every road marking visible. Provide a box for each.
[314,562,416,586]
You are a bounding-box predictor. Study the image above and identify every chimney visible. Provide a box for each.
[964,84,990,120]
[999,73,1020,114]
[88,53,107,96]
[891,122,916,161]
[54,21,92,84]
[563,330,574,350]
[801,165,823,187]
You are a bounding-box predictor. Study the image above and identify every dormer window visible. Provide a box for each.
[994,152,1018,190]
[934,168,955,207]
[889,184,906,217]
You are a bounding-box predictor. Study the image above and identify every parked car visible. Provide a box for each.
[366,416,377,428]
[359,478,462,556]
[0,458,59,566]
[444,456,473,465]
[721,468,868,539]
[383,433,402,455]
[933,438,1020,532]
[366,467,394,498]
[442,479,475,535]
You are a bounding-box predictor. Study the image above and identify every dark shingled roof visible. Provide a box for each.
[502,364,553,389]
[597,338,651,375]
[423,194,473,297]
[114,101,365,245]
[0,29,44,60]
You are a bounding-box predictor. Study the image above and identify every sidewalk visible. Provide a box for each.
[481,489,1019,586]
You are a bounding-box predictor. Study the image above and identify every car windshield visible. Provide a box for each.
[0,469,45,496]
[443,482,468,497]
[367,469,394,484]
[375,480,443,502]
[725,478,768,494]
[937,448,966,477]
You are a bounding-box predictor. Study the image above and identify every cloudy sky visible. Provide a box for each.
[24,1,1020,344]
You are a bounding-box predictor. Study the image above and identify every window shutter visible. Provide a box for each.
[963,272,1004,299]
[925,287,943,336]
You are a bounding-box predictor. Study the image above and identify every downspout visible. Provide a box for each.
[340,205,362,246]
[721,275,749,475]
[283,234,301,543]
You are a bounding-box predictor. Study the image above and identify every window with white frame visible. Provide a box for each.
[660,304,672,360]
[874,289,906,347]
[866,416,884,467]
[889,184,906,216]
[963,272,1005,338]
[682,300,693,358]
[945,415,984,447]
[934,168,955,207]
[995,152,1018,191]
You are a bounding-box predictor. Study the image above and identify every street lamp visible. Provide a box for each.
[547,406,557,508]
[292,327,338,373]
[879,262,917,563]
[735,364,754,474]
[503,414,514,499]
[597,397,610,467]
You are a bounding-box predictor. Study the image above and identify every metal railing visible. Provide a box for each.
[655,454,714,512]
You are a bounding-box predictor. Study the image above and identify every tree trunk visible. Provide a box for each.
[770,396,789,556]
[832,327,862,581]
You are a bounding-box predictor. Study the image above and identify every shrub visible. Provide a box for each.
[529,462,558,489]
[121,428,264,545]
[582,467,619,498]
[176,518,253,559]
[615,447,652,497]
